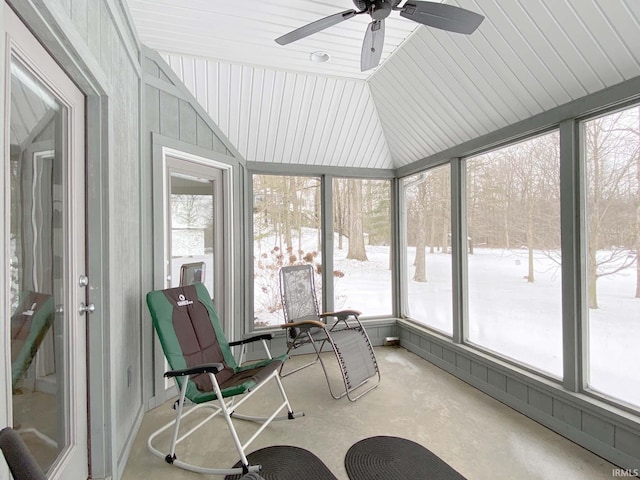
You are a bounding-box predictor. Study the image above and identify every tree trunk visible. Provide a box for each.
[527,197,535,283]
[335,181,344,250]
[347,179,368,261]
[528,246,535,283]
[414,220,427,282]
[429,203,437,253]
[588,241,599,309]
[284,177,292,249]
[414,242,426,281]
[504,208,510,249]
[441,209,449,254]
[290,178,302,255]
[413,182,428,281]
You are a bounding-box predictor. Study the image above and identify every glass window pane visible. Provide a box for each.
[253,175,322,327]
[333,178,392,316]
[466,132,563,378]
[403,166,453,334]
[170,174,214,294]
[9,58,67,471]
[583,106,640,408]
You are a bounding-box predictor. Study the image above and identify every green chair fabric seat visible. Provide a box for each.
[148,283,288,402]
[10,291,54,390]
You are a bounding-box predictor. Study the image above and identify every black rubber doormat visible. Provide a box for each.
[345,436,467,480]
[225,445,338,480]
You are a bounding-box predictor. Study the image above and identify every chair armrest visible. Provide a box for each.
[319,309,361,319]
[164,363,224,378]
[279,320,325,330]
[229,333,274,347]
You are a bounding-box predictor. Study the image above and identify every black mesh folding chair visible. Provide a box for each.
[278,264,380,401]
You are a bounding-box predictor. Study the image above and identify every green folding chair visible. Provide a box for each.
[146,283,302,476]
[10,291,54,391]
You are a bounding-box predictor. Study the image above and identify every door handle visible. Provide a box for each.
[79,302,96,315]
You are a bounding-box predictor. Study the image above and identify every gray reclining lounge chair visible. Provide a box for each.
[279,264,380,401]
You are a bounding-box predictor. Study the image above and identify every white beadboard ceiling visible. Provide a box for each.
[127,0,640,170]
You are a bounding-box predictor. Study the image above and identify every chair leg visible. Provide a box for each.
[311,335,350,400]
[278,332,321,378]
[212,370,303,469]
[278,332,355,400]
[313,327,381,402]
[147,376,263,476]
[167,378,189,461]
[332,327,381,402]
[273,374,296,419]
[211,376,251,471]
[230,371,304,423]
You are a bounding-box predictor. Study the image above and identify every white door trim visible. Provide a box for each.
[3,6,87,479]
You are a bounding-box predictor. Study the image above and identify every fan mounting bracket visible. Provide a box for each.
[353,0,399,20]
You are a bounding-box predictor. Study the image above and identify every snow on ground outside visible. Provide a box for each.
[406,247,639,408]
[254,230,640,408]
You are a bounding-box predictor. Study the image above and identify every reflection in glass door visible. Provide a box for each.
[166,157,224,319]
[5,7,88,478]
[170,173,215,294]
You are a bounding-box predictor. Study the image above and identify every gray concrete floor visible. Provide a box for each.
[122,347,617,479]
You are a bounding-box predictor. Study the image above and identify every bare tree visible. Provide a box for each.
[347,178,368,261]
[362,179,391,246]
[334,180,346,250]
[413,179,428,281]
[283,177,292,249]
[585,112,639,308]
[171,194,211,228]
[504,132,560,282]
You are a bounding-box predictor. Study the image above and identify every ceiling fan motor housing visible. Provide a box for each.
[353,0,395,20]
[352,0,368,10]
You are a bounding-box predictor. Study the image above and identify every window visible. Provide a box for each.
[466,132,563,377]
[583,106,640,408]
[253,175,321,327]
[402,166,453,334]
[333,178,392,316]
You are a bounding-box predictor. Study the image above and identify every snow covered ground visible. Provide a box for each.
[406,247,639,408]
[255,234,640,409]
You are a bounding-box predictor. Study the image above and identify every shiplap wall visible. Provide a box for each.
[126,0,420,80]
[144,56,231,155]
[162,54,394,169]
[370,0,640,167]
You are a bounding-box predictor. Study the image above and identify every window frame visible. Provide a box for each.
[577,102,640,411]
[247,167,398,332]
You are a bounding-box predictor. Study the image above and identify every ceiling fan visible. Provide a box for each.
[275,1,484,72]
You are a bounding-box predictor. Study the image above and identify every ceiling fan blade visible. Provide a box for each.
[400,1,484,35]
[276,9,357,45]
[361,20,385,72]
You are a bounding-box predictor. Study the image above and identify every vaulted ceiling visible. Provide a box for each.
[127,0,640,170]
